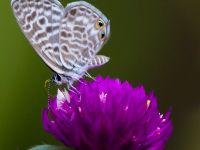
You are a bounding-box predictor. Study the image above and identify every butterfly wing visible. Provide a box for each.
[87,55,110,69]
[59,1,110,73]
[11,0,65,74]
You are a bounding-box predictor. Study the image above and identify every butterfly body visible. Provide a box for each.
[11,0,110,86]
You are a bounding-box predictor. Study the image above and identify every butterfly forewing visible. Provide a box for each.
[11,0,65,74]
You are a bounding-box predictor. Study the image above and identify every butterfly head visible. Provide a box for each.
[52,73,73,86]
[52,72,83,88]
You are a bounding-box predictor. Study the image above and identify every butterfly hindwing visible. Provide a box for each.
[59,1,110,72]
[87,55,110,69]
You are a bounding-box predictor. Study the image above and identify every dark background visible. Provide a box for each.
[0,0,200,149]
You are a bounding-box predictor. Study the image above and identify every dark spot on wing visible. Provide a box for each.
[82,48,90,58]
[92,14,97,19]
[67,33,72,37]
[32,11,36,20]
[74,26,85,33]
[25,24,31,30]
[54,46,59,52]
[61,32,72,38]
[22,4,26,9]
[79,7,85,12]
[39,18,45,25]
[44,46,52,51]
[36,4,42,9]
[83,33,87,38]
[44,1,51,5]
[83,40,87,45]
[86,10,91,14]
[74,32,82,39]
[29,3,34,7]
[70,9,77,16]
[61,31,67,37]
[53,10,61,16]
[14,4,19,10]
[44,6,51,11]
[72,39,82,44]
[27,16,32,22]
[35,33,46,41]
[46,26,52,33]
[62,45,69,52]
[68,16,75,22]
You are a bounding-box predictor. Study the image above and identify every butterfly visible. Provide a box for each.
[11,0,110,89]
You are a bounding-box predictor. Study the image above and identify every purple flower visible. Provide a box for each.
[42,76,172,150]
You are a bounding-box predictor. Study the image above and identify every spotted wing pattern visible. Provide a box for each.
[59,1,110,72]
[11,0,110,82]
[11,0,65,74]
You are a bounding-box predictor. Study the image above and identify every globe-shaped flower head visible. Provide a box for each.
[43,76,172,150]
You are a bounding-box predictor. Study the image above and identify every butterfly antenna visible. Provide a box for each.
[44,78,53,108]
[44,79,51,88]
[47,80,51,108]
[47,82,51,107]
[72,76,87,85]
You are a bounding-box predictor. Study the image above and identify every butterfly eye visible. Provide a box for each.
[99,31,106,40]
[96,19,105,29]
[56,74,61,82]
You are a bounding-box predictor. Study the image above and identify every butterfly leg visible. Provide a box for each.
[60,88,71,103]
[67,83,81,102]
[78,79,87,85]
[84,71,96,81]
[72,76,87,85]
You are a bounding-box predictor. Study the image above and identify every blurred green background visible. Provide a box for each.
[0,0,200,149]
